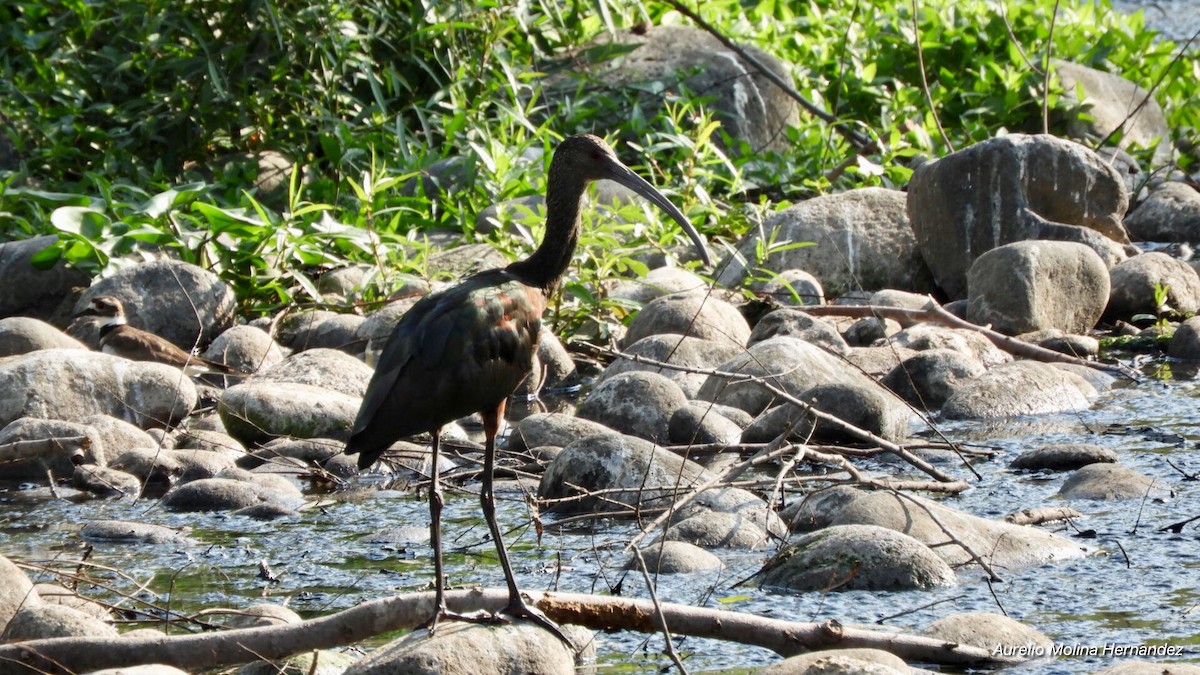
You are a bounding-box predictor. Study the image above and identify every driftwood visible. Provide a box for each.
[0,588,1016,674]
[800,302,1140,380]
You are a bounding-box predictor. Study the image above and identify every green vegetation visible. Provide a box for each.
[2,0,1197,333]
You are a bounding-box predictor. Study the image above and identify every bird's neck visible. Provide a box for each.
[505,166,585,292]
[97,315,126,338]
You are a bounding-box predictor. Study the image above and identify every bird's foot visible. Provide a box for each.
[497,595,574,649]
[420,607,493,635]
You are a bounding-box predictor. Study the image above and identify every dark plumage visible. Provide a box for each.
[344,134,710,635]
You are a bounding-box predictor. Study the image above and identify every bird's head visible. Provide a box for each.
[552,134,712,266]
[75,295,128,324]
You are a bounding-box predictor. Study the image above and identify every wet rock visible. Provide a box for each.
[740,403,815,443]
[663,511,770,549]
[72,260,237,352]
[760,648,911,675]
[109,448,184,484]
[1106,252,1200,320]
[843,316,900,347]
[1055,60,1172,166]
[748,309,849,355]
[0,554,39,628]
[631,541,723,574]
[719,188,935,296]
[241,438,344,470]
[219,380,360,445]
[889,325,1011,367]
[881,349,986,410]
[231,502,300,520]
[81,415,157,458]
[601,334,740,399]
[223,603,302,628]
[966,240,1110,335]
[161,477,304,512]
[6,603,118,641]
[908,134,1129,299]
[1011,444,1118,471]
[202,325,286,375]
[0,418,106,479]
[845,345,920,378]
[539,433,709,514]
[941,360,1094,419]
[72,464,141,497]
[0,235,92,323]
[1058,463,1171,500]
[1124,182,1200,242]
[237,650,359,675]
[172,428,246,457]
[674,486,786,537]
[667,402,743,445]
[549,24,796,155]
[276,310,366,356]
[32,584,111,622]
[577,371,688,444]
[0,317,87,357]
[253,348,374,398]
[789,486,1085,569]
[507,413,612,452]
[623,291,750,349]
[0,350,198,429]
[1169,316,1200,360]
[801,381,913,442]
[921,611,1052,653]
[697,337,882,415]
[758,524,956,591]
[345,620,585,675]
[759,270,826,306]
[80,520,191,545]
[609,267,708,305]
[1020,329,1100,358]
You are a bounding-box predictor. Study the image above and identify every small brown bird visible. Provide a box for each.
[74,295,241,376]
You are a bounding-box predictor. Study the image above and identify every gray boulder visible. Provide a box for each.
[1124,182,1200,242]
[601,334,740,399]
[668,402,743,445]
[344,621,586,675]
[539,433,706,515]
[0,418,106,479]
[220,380,360,445]
[758,269,826,306]
[719,187,935,296]
[760,648,911,675]
[203,325,286,375]
[577,371,688,444]
[966,240,1110,334]
[80,520,191,545]
[72,464,141,497]
[0,235,91,324]
[1058,463,1171,500]
[789,486,1085,569]
[697,336,884,415]
[161,477,304,512]
[276,310,366,356]
[908,134,1130,299]
[253,348,374,398]
[73,260,236,351]
[0,554,39,630]
[546,24,797,154]
[1055,60,1172,166]
[758,524,956,591]
[889,324,1011,367]
[941,360,1095,419]
[1011,444,1118,471]
[0,317,87,357]
[921,611,1053,653]
[1169,316,1200,360]
[507,413,613,452]
[801,381,913,442]
[631,541,723,574]
[623,292,750,349]
[748,309,849,355]
[663,511,771,549]
[609,267,708,305]
[0,350,197,429]
[4,603,118,640]
[1106,252,1200,320]
[881,349,986,410]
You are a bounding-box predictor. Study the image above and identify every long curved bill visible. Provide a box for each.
[602,159,713,267]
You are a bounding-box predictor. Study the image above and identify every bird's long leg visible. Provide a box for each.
[424,428,487,632]
[480,403,572,647]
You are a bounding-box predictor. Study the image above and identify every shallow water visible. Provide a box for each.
[1,360,1198,672]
